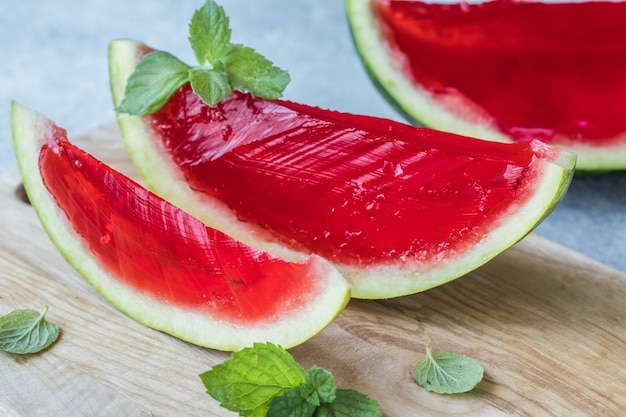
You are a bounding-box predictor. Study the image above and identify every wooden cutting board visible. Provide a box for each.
[1,122,625,417]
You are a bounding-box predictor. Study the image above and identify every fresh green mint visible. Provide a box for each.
[116,0,290,115]
[414,345,484,394]
[0,306,60,354]
[116,51,191,115]
[200,342,381,417]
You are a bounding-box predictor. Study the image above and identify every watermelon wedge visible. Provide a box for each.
[109,39,575,299]
[346,0,626,171]
[10,101,350,351]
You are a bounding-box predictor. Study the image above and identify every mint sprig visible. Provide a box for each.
[267,367,336,416]
[200,342,307,417]
[414,345,484,394]
[116,0,290,115]
[200,343,381,417]
[0,306,60,354]
[116,51,191,115]
[314,389,382,417]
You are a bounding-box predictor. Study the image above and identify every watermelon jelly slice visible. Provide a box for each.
[346,0,626,171]
[109,39,575,300]
[10,102,350,351]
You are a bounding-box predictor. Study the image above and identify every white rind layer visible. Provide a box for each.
[345,0,625,171]
[11,101,350,351]
[109,39,575,299]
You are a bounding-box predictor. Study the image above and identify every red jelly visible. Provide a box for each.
[375,0,626,145]
[149,88,549,266]
[38,130,320,323]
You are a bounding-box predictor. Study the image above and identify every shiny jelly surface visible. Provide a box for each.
[149,88,548,266]
[38,128,319,323]
[376,0,626,145]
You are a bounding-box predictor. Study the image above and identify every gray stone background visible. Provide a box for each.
[2,1,625,272]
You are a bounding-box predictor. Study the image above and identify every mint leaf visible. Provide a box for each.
[314,389,382,417]
[300,368,336,406]
[115,0,290,116]
[0,306,60,354]
[225,45,291,100]
[189,66,231,106]
[414,345,484,394]
[189,0,231,65]
[267,388,318,417]
[200,342,307,417]
[116,50,190,115]
[201,343,381,417]
[267,367,338,416]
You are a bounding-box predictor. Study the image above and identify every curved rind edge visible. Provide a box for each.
[11,100,351,351]
[347,156,575,299]
[109,38,574,300]
[108,39,309,263]
[345,0,626,171]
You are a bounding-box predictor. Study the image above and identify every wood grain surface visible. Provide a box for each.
[1,123,625,416]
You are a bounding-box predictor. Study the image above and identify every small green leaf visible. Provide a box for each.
[116,50,190,115]
[201,343,382,417]
[189,66,231,106]
[313,389,382,417]
[0,306,60,354]
[200,342,307,417]
[301,367,337,406]
[189,0,232,65]
[267,387,318,417]
[225,44,291,99]
[414,346,484,394]
[267,368,347,416]
[115,0,291,115]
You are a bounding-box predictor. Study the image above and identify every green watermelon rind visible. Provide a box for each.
[108,39,307,264]
[109,38,575,299]
[345,0,626,171]
[10,101,351,351]
[342,157,574,298]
